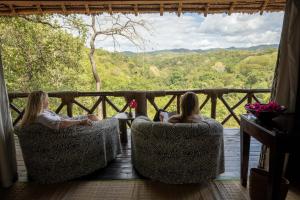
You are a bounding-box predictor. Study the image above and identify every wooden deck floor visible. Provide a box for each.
[15,128,261,182]
[9,129,300,200]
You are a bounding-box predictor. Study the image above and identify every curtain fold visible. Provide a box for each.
[0,47,17,187]
[271,0,300,112]
[259,0,300,170]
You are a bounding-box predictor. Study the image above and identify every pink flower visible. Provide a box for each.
[129,99,137,109]
[245,101,285,117]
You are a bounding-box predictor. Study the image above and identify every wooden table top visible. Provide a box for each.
[241,114,300,137]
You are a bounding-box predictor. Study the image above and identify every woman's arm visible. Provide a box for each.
[59,119,92,129]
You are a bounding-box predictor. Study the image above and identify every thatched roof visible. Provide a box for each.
[0,0,285,16]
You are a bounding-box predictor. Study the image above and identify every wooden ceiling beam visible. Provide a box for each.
[85,4,90,13]
[228,1,235,16]
[204,3,209,17]
[160,3,163,16]
[109,4,112,15]
[134,4,138,16]
[260,0,270,15]
[8,4,16,14]
[36,4,43,14]
[61,4,66,12]
[0,7,285,16]
[0,0,286,16]
[0,0,248,6]
[178,2,182,17]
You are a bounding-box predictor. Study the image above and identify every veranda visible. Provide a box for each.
[1,0,300,200]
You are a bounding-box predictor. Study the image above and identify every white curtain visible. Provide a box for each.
[271,0,300,112]
[0,47,17,187]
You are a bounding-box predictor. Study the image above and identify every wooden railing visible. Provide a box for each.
[8,88,271,127]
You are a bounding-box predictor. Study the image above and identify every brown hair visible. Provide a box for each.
[20,91,48,127]
[180,92,199,121]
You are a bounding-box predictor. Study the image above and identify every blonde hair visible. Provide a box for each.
[20,91,48,127]
[180,92,199,121]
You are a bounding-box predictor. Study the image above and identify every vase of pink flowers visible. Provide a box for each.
[245,101,286,122]
[128,99,137,118]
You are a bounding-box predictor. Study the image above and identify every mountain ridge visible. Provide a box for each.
[121,44,278,55]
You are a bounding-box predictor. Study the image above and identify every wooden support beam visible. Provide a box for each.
[36,4,42,14]
[178,2,182,17]
[260,0,269,15]
[108,4,112,15]
[61,4,66,12]
[134,4,138,16]
[204,3,209,17]
[85,4,90,13]
[160,3,163,16]
[228,1,235,16]
[8,4,16,14]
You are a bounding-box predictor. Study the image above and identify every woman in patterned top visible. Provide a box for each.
[161,92,203,123]
[20,91,100,129]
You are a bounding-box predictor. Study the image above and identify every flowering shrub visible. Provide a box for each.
[245,101,285,116]
[129,99,137,109]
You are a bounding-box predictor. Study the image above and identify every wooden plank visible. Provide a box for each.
[221,94,248,125]
[0,1,286,16]
[55,102,64,114]
[73,99,91,113]
[0,0,282,6]
[162,95,176,110]
[260,0,269,15]
[219,95,240,124]
[147,97,159,112]
[177,2,182,17]
[89,97,103,114]
[199,95,210,110]
[134,4,138,16]
[160,3,163,16]
[106,97,121,112]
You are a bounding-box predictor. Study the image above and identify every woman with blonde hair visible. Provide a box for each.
[20,91,99,129]
[164,92,203,123]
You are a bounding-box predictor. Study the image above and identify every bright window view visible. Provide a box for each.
[2,13,283,127]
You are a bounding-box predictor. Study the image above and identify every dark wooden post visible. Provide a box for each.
[247,93,253,104]
[66,102,73,117]
[211,93,217,119]
[61,95,74,117]
[134,92,147,116]
[176,94,181,114]
[102,96,107,119]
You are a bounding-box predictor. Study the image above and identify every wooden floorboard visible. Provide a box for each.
[2,180,300,200]
[15,128,261,182]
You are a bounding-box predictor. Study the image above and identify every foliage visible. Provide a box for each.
[1,17,277,127]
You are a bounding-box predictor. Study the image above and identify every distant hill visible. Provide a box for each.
[121,44,278,56]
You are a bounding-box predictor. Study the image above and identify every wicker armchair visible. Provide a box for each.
[131,116,224,184]
[15,118,121,184]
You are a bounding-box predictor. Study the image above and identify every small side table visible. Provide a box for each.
[240,114,300,200]
[114,112,135,143]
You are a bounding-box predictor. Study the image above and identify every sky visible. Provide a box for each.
[83,12,284,52]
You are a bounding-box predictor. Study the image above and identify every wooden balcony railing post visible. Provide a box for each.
[211,93,217,119]
[102,96,107,119]
[61,96,74,117]
[135,92,147,117]
[7,89,271,126]
[176,94,181,114]
[247,93,253,104]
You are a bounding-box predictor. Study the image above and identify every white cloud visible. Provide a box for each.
[81,12,284,52]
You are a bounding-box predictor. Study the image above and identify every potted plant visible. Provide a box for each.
[245,101,286,122]
[249,168,289,200]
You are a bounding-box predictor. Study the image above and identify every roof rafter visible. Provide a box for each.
[0,0,286,16]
